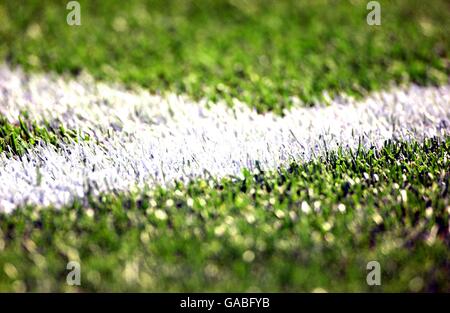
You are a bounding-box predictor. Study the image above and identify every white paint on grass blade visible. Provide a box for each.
[0,65,449,212]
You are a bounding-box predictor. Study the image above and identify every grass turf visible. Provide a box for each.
[0,114,88,157]
[0,137,448,291]
[0,0,449,292]
[0,0,449,113]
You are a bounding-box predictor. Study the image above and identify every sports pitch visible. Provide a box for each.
[0,0,449,292]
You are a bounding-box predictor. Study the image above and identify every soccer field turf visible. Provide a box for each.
[0,0,449,292]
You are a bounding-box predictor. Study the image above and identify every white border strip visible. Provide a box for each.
[1,65,449,211]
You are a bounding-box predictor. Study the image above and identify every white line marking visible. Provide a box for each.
[0,65,449,211]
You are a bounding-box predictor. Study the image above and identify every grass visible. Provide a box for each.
[0,114,88,157]
[0,137,448,292]
[0,0,448,113]
[0,0,449,292]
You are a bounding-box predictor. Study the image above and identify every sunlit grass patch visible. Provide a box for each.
[0,0,448,113]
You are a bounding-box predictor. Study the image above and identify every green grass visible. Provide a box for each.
[0,0,449,292]
[0,0,449,113]
[0,114,88,157]
[1,137,448,292]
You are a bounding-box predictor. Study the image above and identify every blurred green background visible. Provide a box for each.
[0,0,449,292]
[0,0,449,112]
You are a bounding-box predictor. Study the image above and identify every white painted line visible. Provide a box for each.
[0,65,449,211]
